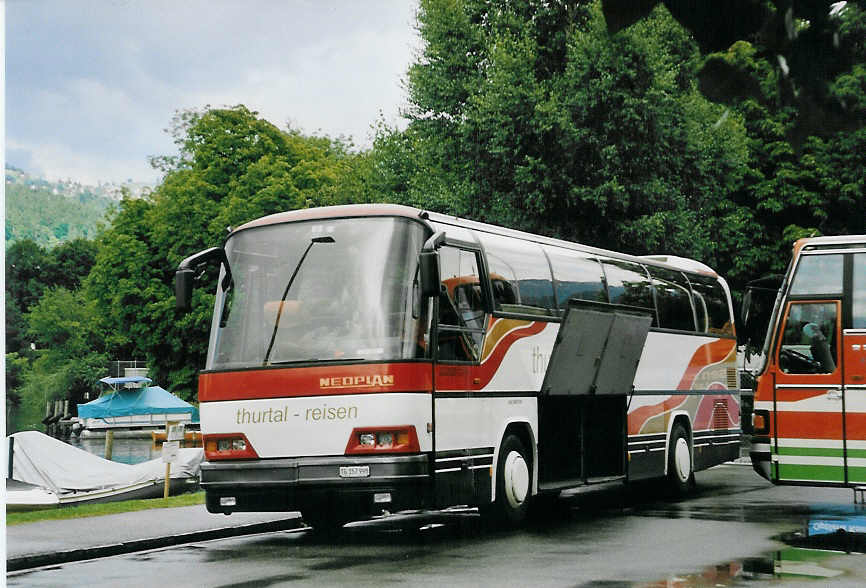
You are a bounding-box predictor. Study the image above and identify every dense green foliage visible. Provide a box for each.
[6,1,864,433]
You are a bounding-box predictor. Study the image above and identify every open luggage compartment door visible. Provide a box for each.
[539,300,652,488]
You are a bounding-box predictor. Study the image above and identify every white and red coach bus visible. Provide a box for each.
[176,204,740,528]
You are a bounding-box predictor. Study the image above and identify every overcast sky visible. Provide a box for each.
[5,0,420,185]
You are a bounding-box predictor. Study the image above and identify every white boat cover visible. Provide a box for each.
[5,431,203,493]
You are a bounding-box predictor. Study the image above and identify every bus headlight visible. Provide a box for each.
[204,433,258,460]
[752,410,770,435]
[345,426,420,455]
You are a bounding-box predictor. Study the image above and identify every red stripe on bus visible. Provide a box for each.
[676,339,736,390]
[773,412,844,439]
[435,321,548,391]
[199,362,433,402]
[627,396,688,435]
[627,340,737,434]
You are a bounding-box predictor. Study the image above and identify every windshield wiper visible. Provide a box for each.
[268,358,364,366]
[262,236,335,366]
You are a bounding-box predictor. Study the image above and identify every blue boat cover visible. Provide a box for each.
[77,386,196,419]
[98,376,153,386]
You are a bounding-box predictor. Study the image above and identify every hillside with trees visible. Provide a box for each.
[6,0,864,433]
[4,165,151,248]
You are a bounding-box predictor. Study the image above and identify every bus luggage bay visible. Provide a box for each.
[745,235,866,487]
[176,204,740,527]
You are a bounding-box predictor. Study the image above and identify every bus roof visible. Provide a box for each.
[233,203,721,279]
[793,234,866,255]
[234,203,424,232]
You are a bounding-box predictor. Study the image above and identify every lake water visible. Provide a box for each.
[67,436,157,465]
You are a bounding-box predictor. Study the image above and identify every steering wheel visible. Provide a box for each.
[780,347,822,372]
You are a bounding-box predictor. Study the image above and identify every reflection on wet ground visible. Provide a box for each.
[620,491,866,586]
[8,466,866,587]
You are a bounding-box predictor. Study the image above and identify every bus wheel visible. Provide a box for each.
[667,422,695,495]
[483,434,531,526]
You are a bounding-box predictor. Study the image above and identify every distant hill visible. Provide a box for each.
[4,165,152,248]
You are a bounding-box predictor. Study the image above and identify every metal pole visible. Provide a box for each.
[8,436,15,479]
[163,421,173,499]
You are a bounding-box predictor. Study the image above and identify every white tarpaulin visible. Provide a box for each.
[5,431,202,493]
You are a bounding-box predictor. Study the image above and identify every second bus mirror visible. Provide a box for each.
[175,269,195,312]
[419,251,440,298]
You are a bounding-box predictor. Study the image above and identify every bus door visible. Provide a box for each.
[431,243,490,506]
[843,251,866,483]
[773,300,844,483]
[538,300,650,489]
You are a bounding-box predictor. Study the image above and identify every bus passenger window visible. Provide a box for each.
[478,232,555,316]
[648,267,696,332]
[779,302,837,374]
[601,260,656,322]
[689,275,732,335]
[544,246,607,312]
[854,253,866,329]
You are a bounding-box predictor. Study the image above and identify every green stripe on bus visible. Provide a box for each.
[848,466,866,484]
[776,464,845,482]
[779,548,837,563]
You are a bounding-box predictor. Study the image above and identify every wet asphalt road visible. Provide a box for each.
[8,464,866,587]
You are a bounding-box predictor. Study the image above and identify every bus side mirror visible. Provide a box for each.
[419,251,440,298]
[419,231,445,298]
[176,269,195,312]
[175,246,232,313]
[740,289,752,327]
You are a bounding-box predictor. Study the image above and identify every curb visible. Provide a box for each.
[7,516,304,572]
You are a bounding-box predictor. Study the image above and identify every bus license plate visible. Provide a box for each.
[339,465,370,478]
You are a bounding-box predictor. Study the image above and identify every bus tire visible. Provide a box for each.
[482,434,532,527]
[666,422,695,495]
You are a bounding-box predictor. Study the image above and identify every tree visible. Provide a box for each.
[394,0,754,266]
[6,287,107,433]
[87,106,362,399]
[602,1,866,140]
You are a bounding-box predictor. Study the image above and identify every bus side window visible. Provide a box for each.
[437,246,485,361]
[789,254,843,295]
[648,267,696,332]
[854,253,866,329]
[544,246,607,314]
[779,302,838,374]
[690,275,732,335]
[600,259,656,324]
[478,233,556,316]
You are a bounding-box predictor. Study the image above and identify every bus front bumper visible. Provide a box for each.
[749,438,772,481]
[200,454,430,515]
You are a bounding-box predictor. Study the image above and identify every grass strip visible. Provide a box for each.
[6,491,205,525]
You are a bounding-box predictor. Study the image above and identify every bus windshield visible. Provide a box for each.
[206,217,427,370]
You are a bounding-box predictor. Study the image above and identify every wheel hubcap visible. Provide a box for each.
[503,450,529,508]
[674,437,691,482]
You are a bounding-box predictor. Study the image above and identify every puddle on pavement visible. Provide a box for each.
[633,515,866,586]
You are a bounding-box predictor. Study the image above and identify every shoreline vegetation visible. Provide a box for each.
[6,491,205,526]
